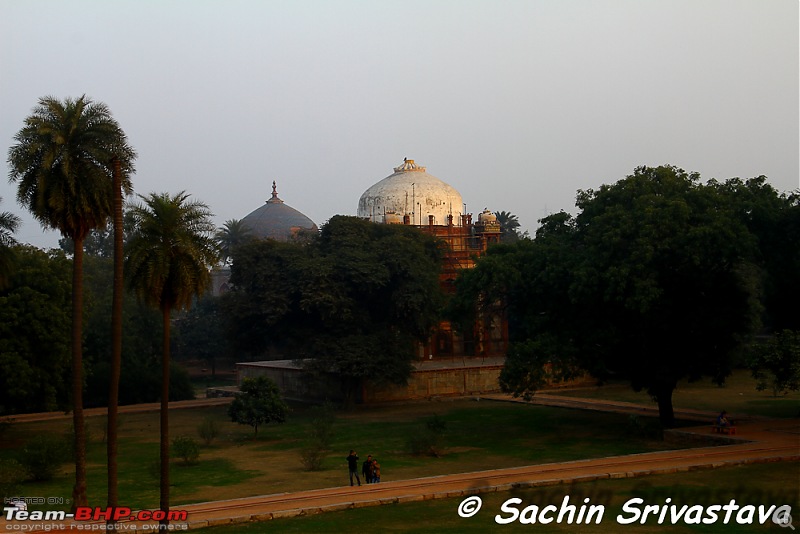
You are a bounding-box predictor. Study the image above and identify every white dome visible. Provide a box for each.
[357,159,463,225]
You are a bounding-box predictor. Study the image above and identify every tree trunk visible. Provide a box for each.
[654,383,676,428]
[340,376,362,408]
[107,158,123,522]
[160,305,171,527]
[71,238,88,509]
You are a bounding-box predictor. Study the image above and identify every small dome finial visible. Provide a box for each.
[267,180,284,204]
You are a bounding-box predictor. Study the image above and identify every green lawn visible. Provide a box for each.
[2,369,796,529]
[202,462,800,533]
[2,400,681,512]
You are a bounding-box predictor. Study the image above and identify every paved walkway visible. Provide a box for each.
[16,395,800,531]
[3,397,233,424]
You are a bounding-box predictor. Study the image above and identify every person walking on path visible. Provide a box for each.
[346,450,361,486]
[372,458,381,483]
[362,454,374,484]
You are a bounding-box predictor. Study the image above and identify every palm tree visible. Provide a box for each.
[125,191,219,524]
[495,210,522,243]
[215,218,253,264]
[107,157,125,521]
[0,197,21,289]
[7,95,135,507]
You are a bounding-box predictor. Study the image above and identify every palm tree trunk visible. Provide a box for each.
[107,158,123,520]
[71,238,88,509]
[160,305,171,526]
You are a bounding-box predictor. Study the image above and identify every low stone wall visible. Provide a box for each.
[363,364,504,403]
[237,361,341,402]
[236,359,504,403]
[236,359,595,404]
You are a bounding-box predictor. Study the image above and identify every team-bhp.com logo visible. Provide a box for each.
[3,505,188,527]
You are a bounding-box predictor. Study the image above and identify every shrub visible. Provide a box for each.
[627,414,662,440]
[308,401,336,450]
[197,417,220,446]
[172,436,200,466]
[18,435,68,481]
[407,414,447,457]
[300,447,327,471]
[0,459,25,497]
[300,401,337,471]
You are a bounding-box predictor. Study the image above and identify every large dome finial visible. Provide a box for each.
[393,158,426,173]
[267,180,284,204]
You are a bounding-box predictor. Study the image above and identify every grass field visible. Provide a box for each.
[200,462,800,533]
[1,369,796,533]
[2,400,682,512]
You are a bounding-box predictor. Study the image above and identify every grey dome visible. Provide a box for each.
[241,181,318,241]
[357,159,463,225]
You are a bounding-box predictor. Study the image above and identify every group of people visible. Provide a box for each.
[717,410,732,427]
[345,450,381,486]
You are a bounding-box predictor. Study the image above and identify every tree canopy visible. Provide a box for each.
[0,197,21,289]
[0,246,71,415]
[748,330,800,397]
[455,166,792,426]
[228,376,289,436]
[226,215,445,402]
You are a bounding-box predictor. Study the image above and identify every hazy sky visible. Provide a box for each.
[1,0,797,248]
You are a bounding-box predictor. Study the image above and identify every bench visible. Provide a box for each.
[711,424,736,435]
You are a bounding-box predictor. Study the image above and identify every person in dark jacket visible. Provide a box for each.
[346,450,361,486]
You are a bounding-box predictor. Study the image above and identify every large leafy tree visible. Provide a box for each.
[7,95,135,507]
[710,177,800,331]
[458,166,766,427]
[0,246,72,414]
[80,254,195,407]
[0,197,21,289]
[227,215,444,403]
[173,295,228,377]
[748,330,800,397]
[125,191,218,523]
[568,167,760,426]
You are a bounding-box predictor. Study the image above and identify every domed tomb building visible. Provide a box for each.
[358,158,506,360]
[235,160,525,404]
[241,181,318,241]
[358,158,463,225]
[210,181,317,295]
